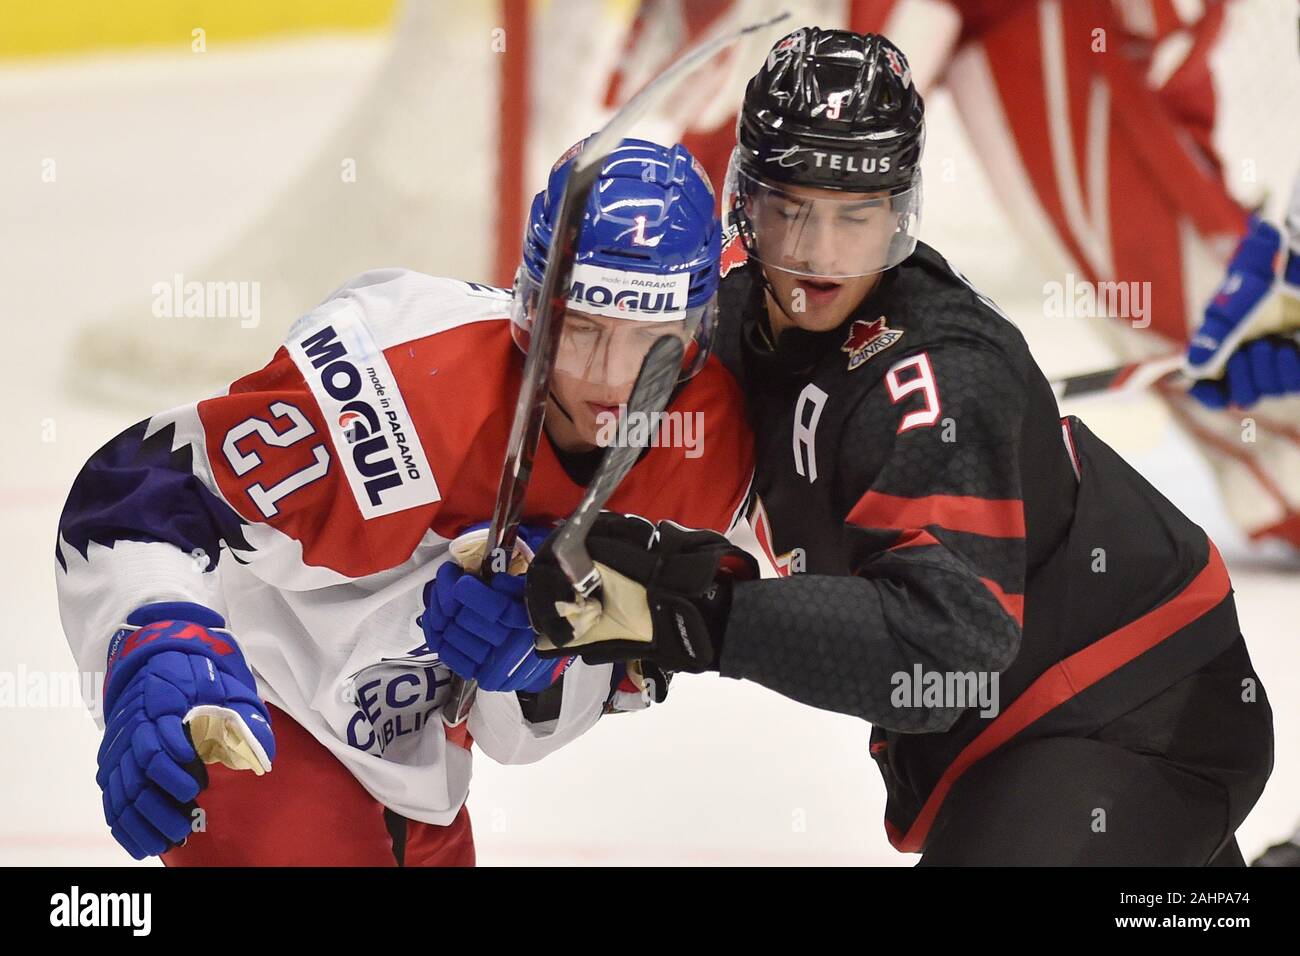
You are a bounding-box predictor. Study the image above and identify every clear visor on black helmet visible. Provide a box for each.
[512,263,715,390]
[724,150,922,279]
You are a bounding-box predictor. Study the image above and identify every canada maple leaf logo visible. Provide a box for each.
[844,317,886,351]
[884,48,912,88]
[720,229,748,278]
[842,317,903,370]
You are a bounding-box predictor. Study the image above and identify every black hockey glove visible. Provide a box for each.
[525,513,759,674]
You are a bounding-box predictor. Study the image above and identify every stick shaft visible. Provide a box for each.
[1051,353,1184,401]
[442,9,791,726]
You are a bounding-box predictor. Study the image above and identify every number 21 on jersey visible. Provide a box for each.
[222,402,330,518]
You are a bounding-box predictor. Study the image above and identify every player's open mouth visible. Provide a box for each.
[588,402,622,420]
[796,279,842,305]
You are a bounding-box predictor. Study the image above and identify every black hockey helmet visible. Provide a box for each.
[735,27,925,191]
[725,28,926,278]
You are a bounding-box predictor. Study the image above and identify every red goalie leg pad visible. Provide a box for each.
[948,0,1247,343]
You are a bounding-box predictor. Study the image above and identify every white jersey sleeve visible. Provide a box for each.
[467,660,616,765]
[54,268,617,824]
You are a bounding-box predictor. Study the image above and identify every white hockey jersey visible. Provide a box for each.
[55,269,755,825]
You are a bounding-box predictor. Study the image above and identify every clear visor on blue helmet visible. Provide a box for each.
[724,148,922,279]
[512,262,716,390]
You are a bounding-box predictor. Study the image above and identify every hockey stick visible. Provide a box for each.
[488,335,687,686]
[443,9,791,726]
[1051,305,1300,401]
[551,335,686,598]
[1050,353,1185,401]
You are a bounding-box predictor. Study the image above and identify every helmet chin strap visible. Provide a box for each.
[758,270,805,343]
[542,388,595,458]
[731,206,803,348]
[546,388,577,426]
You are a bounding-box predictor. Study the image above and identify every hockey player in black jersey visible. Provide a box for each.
[523,28,1274,865]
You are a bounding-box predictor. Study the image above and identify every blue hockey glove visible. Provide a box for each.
[98,602,274,859]
[1186,216,1300,409]
[420,524,573,693]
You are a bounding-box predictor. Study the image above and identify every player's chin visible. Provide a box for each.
[789,296,853,332]
[792,274,877,330]
[575,407,617,448]
[772,276,841,327]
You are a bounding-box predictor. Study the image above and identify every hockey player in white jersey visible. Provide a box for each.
[55,138,755,865]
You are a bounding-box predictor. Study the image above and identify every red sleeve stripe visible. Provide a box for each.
[888,529,941,550]
[979,577,1025,626]
[887,532,1024,625]
[848,491,1026,539]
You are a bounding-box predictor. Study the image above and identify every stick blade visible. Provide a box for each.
[552,334,685,592]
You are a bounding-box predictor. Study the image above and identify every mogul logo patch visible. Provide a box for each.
[289,306,440,518]
[842,317,903,370]
[568,263,689,320]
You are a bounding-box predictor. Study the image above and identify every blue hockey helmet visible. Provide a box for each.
[513,138,721,384]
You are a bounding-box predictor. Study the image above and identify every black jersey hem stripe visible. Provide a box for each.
[889,541,1233,853]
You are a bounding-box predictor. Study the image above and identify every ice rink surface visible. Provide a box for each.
[2,25,1295,866]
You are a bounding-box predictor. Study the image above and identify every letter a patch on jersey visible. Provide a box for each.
[842,317,903,371]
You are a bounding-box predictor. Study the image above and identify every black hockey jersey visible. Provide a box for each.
[714,242,1242,852]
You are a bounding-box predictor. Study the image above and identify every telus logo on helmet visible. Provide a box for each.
[761,148,892,174]
[810,153,892,173]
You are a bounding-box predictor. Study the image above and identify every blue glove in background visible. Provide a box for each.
[98,601,274,859]
[1187,216,1300,409]
[420,523,572,693]
[1189,334,1300,409]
